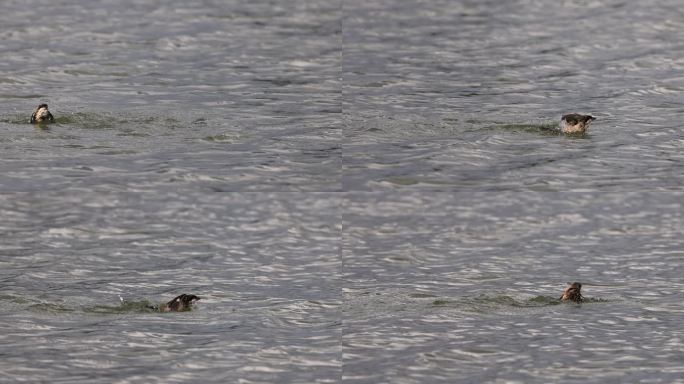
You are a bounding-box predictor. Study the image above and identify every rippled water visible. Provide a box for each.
[3,0,684,383]
[343,192,684,383]
[344,0,684,190]
[1,0,341,383]
[1,0,340,192]
[1,192,341,383]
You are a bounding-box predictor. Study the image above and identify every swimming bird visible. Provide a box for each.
[30,103,55,124]
[160,294,201,312]
[560,114,595,134]
[560,282,583,303]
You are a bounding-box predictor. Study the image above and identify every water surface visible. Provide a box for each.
[1,1,341,382]
[1,0,341,192]
[343,0,684,190]
[1,192,341,383]
[343,192,684,383]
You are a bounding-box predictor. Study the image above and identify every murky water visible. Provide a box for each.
[3,0,684,383]
[1,0,340,383]
[343,0,684,190]
[340,1,684,381]
[343,192,684,383]
[1,0,341,192]
[1,192,341,383]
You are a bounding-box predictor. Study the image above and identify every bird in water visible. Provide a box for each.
[560,282,583,303]
[159,294,201,312]
[560,114,595,134]
[30,103,55,124]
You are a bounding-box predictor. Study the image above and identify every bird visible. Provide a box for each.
[560,114,595,134]
[30,103,55,124]
[559,282,583,303]
[159,294,201,312]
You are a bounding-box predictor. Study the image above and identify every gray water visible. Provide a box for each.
[1,193,340,383]
[1,1,341,383]
[343,192,684,383]
[1,0,340,192]
[2,0,684,383]
[343,0,684,190]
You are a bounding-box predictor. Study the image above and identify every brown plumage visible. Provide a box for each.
[560,114,595,134]
[30,103,55,124]
[560,282,583,303]
[160,294,201,312]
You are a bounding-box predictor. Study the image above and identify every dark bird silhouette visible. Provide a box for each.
[30,103,55,124]
[560,114,595,134]
[160,294,201,312]
[560,282,583,303]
